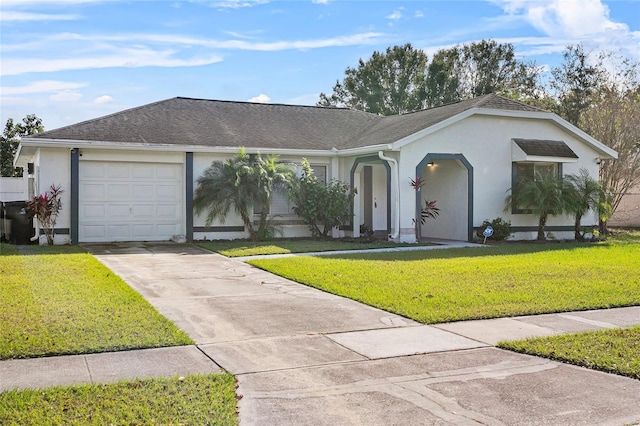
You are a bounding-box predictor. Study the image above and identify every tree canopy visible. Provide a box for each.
[318,43,429,115]
[1,115,44,177]
[318,40,541,114]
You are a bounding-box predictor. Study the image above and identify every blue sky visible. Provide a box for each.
[1,0,639,131]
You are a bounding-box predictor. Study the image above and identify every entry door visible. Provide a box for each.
[363,166,373,230]
[79,161,183,242]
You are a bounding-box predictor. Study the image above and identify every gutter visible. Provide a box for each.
[378,151,400,241]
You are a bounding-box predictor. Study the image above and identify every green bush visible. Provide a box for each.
[289,159,356,238]
[479,217,512,240]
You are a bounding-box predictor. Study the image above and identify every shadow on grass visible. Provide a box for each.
[0,243,87,257]
[321,240,623,262]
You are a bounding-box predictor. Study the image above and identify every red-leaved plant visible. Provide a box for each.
[26,183,63,245]
[410,176,440,241]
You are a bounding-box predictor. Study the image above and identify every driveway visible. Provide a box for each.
[86,242,640,425]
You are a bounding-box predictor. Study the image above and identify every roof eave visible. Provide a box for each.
[336,144,395,157]
[17,137,338,157]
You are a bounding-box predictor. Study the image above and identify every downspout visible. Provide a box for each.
[30,221,40,242]
[378,151,400,241]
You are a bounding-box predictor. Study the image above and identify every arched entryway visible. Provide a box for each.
[350,156,391,237]
[415,153,473,241]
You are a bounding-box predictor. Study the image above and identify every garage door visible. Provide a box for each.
[79,161,183,242]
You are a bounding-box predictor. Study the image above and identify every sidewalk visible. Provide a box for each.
[2,306,639,392]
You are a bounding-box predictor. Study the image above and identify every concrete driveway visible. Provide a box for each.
[86,242,640,425]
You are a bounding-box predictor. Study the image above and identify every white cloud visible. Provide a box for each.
[312,0,329,4]
[415,11,424,18]
[247,94,271,103]
[44,31,385,51]
[211,0,269,9]
[1,31,385,75]
[0,80,86,95]
[387,9,402,21]
[0,11,81,21]
[488,0,640,59]
[1,48,223,76]
[50,91,83,102]
[1,0,100,4]
[93,95,113,104]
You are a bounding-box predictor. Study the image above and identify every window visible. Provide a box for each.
[511,162,561,214]
[256,163,328,215]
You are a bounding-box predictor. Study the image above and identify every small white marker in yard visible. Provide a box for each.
[482,226,493,244]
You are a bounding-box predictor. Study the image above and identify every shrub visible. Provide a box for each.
[479,217,512,241]
[289,159,356,238]
[26,183,63,245]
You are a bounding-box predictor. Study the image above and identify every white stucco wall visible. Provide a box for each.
[420,159,468,241]
[398,114,605,241]
[192,153,334,240]
[32,148,72,244]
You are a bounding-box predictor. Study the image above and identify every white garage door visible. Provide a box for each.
[79,161,183,242]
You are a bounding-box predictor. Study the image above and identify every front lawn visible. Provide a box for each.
[248,233,640,324]
[0,373,237,426]
[196,238,431,257]
[0,244,193,359]
[498,326,640,379]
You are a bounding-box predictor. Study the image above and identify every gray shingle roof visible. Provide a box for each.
[34,94,547,151]
[513,138,579,158]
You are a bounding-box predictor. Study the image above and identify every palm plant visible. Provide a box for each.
[505,171,570,241]
[193,148,294,241]
[564,168,604,240]
[252,153,295,240]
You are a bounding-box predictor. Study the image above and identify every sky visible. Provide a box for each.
[1,0,639,131]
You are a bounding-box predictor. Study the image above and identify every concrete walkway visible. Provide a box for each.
[2,242,639,425]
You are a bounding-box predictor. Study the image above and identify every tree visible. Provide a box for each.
[427,40,541,104]
[289,159,355,238]
[318,40,541,114]
[318,43,429,115]
[550,45,604,126]
[1,115,44,176]
[504,172,571,241]
[580,86,640,231]
[564,168,604,240]
[193,148,294,241]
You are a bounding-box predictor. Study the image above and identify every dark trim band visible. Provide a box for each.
[193,226,245,232]
[40,228,71,235]
[185,152,194,242]
[70,149,79,244]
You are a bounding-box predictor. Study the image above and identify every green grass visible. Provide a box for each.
[248,233,640,324]
[196,238,432,257]
[0,373,237,425]
[498,326,640,380]
[0,244,193,359]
